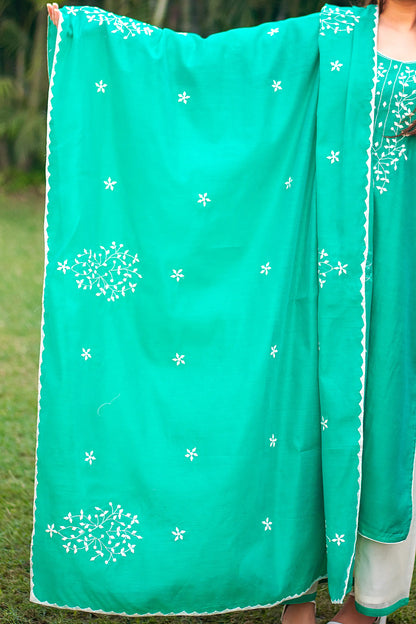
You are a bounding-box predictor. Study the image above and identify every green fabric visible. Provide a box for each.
[355,596,409,617]
[358,54,416,543]
[30,3,401,616]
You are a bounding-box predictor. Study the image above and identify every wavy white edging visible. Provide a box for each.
[29,8,65,606]
[340,4,379,602]
[29,575,327,618]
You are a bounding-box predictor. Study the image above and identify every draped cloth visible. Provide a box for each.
[30,3,412,616]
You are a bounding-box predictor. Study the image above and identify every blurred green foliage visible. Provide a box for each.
[0,0,351,190]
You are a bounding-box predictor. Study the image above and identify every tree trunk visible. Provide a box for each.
[15,46,26,103]
[153,0,169,27]
[181,0,191,31]
[27,10,46,112]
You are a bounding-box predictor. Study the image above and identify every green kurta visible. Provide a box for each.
[359,54,416,543]
[30,3,409,617]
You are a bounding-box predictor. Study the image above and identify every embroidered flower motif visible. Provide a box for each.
[285,177,293,189]
[336,261,348,275]
[46,524,57,537]
[103,177,117,190]
[272,80,282,92]
[57,260,69,274]
[57,243,142,302]
[78,7,156,39]
[318,249,348,287]
[81,348,92,360]
[331,533,345,546]
[270,345,278,358]
[260,262,272,275]
[197,193,211,207]
[95,80,107,93]
[171,269,184,282]
[321,417,328,430]
[327,150,340,164]
[320,6,360,36]
[330,60,343,72]
[262,518,272,531]
[84,451,96,465]
[172,353,185,365]
[178,91,190,104]
[172,527,186,541]
[47,503,142,564]
[269,434,277,447]
[268,27,279,36]
[185,448,198,461]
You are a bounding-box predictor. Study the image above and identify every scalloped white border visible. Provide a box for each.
[341,2,379,601]
[29,577,326,618]
[29,5,64,605]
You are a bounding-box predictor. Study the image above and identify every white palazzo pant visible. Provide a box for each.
[304,450,416,615]
[352,448,416,615]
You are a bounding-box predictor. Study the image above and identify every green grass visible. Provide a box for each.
[0,188,415,623]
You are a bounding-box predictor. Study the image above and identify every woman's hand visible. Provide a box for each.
[46,3,60,27]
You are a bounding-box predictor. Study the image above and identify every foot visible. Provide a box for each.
[331,593,378,624]
[281,602,316,624]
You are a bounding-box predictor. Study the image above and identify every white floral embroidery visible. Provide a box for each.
[262,518,272,531]
[373,62,416,194]
[285,177,293,189]
[81,348,91,360]
[321,417,328,430]
[95,80,107,93]
[172,527,186,541]
[272,80,282,92]
[269,434,277,447]
[178,91,190,104]
[268,27,279,36]
[46,523,56,537]
[270,345,278,358]
[76,7,157,39]
[197,193,210,206]
[57,242,142,302]
[103,177,117,190]
[172,353,185,365]
[329,533,345,546]
[326,150,340,163]
[320,6,360,36]
[57,260,69,274]
[47,503,142,564]
[185,448,198,461]
[171,269,184,282]
[318,249,348,288]
[85,451,96,465]
[260,262,272,275]
[330,60,343,72]
[66,7,79,15]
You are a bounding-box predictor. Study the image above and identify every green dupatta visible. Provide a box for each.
[31,4,383,616]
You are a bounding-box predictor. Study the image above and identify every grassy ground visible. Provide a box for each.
[0,188,415,624]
